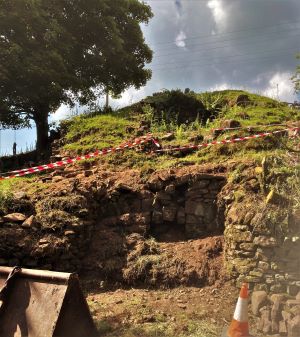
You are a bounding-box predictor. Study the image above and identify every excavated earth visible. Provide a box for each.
[0,162,231,289]
[1,157,299,337]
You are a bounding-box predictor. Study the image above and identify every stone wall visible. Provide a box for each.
[224,198,300,293]
[221,164,300,336]
[251,291,300,336]
[0,168,226,281]
[1,163,299,334]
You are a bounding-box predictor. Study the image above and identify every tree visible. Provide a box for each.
[292,54,300,93]
[0,0,153,156]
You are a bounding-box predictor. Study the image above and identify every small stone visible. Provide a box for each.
[64,230,76,237]
[22,215,35,228]
[3,213,26,222]
[39,238,49,245]
[161,132,175,141]
[52,175,64,183]
[13,191,27,200]
[84,170,93,177]
[165,184,176,193]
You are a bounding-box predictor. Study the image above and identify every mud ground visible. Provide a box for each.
[85,281,262,337]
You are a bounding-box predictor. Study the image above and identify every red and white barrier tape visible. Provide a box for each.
[155,127,299,153]
[0,135,160,180]
[0,127,298,181]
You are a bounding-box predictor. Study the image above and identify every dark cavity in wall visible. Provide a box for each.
[149,175,227,242]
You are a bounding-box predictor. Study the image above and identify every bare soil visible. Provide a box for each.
[86,281,261,337]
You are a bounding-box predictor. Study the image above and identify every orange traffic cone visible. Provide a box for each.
[226,283,251,337]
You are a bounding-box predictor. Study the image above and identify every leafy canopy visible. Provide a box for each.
[293,54,300,93]
[0,0,153,128]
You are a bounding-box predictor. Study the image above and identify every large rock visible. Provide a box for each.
[252,291,268,316]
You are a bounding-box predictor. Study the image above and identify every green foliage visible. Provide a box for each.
[0,180,14,213]
[292,54,300,93]
[141,89,208,124]
[0,0,153,151]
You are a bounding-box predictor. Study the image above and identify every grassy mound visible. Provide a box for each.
[54,89,299,172]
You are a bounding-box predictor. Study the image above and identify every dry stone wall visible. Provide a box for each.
[1,163,299,333]
[0,168,226,283]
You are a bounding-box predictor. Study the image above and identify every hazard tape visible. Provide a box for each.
[0,135,160,180]
[155,127,299,153]
[0,127,298,181]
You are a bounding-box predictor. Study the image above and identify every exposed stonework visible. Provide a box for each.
[251,291,300,337]
[0,167,226,287]
[0,161,299,330]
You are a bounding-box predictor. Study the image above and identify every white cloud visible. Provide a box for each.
[209,83,231,91]
[51,105,70,121]
[175,30,187,48]
[111,87,147,108]
[263,72,296,102]
[207,0,227,30]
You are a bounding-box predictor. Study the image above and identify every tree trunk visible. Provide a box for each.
[33,110,50,159]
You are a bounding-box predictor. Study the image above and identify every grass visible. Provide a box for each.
[0,180,14,212]
[52,89,300,172]
[62,113,138,154]
[94,321,219,337]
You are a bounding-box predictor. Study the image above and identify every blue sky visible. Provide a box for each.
[1,0,300,155]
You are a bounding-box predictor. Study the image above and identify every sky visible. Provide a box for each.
[1,0,300,155]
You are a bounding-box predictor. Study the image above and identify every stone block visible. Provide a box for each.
[186,214,199,225]
[287,314,300,337]
[286,300,300,308]
[239,242,255,251]
[258,261,270,271]
[162,206,177,222]
[271,319,279,334]
[225,227,252,243]
[142,198,153,211]
[3,213,27,222]
[203,205,216,222]
[249,270,264,278]
[252,291,268,316]
[254,284,269,292]
[233,258,256,274]
[177,207,185,225]
[270,284,286,293]
[279,320,287,334]
[152,211,163,225]
[165,184,176,194]
[253,236,279,248]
